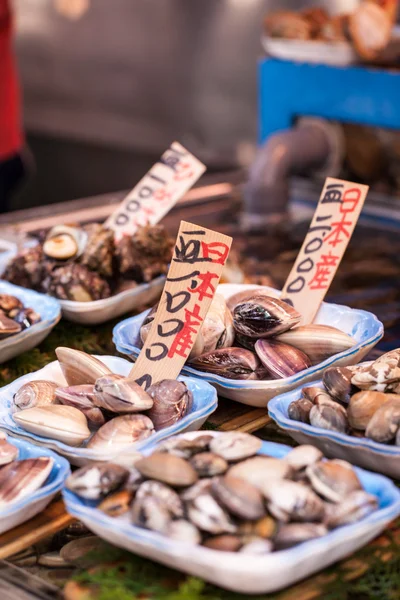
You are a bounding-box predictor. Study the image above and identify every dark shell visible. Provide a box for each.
[146,380,193,430]
[288,398,313,423]
[323,367,354,403]
[43,263,111,301]
[255,339,311,379]
[233,295,301,339]
[189,347,268,380]
[80,224,115,279]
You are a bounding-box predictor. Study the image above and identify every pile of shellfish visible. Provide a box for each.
[3,223,173,302]
[289,348,400,445]
[141,290,355,380]
[66,432,378,553]
[0,294,41,339]
[12,348,192,450]
[0,433,53,509]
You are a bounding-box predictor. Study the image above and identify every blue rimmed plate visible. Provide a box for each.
[0,434,70,534]
[113,283,384,407]
[63,431,400,595]
[0,281,61,364]
[268,369,400,480]
[0,356,217,466]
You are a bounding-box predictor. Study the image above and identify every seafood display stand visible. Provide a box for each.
[0,173,400,600]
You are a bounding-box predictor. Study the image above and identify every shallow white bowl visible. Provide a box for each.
[0,434,70,534]
[268,365,400,480]
[63,431,400,595]
[0,281,61,365]
[261,36,358,66]
[0,355,217,466]
[113,284,384,407]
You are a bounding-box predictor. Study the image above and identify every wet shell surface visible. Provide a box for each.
[146,380,192,430]
[228,456,291,488]
[210,432,262,461]
[190,452,228,477]
[347,390,389,431]
[276,325,355,365]
[87,414,154,451]
[94,374,154,414]
[65,463,129,500]
[233,295,301,339]
[306,459,362,503]
[262,479,325,523]
[288,398,313,423]
[189,347,267,380]
[365,398,400,443]
[13,405,91,446]
[255,339,311,379]
[323,367,354,403]
[55,347,112,386]
[135,453,198,487]
[211,475,266,520]
[309,397,349,434]
[13,380,58,412]
[0,457,53,509]
[284,445,323,471]
[55,385,97,410]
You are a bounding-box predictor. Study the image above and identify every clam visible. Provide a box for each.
[13,380,58,412]
[81,407,107,428]
[306,459,361,503]
[261,479,325,523]
[13,405,90,446]
[98,490,133,517]
[211,475,265,520]
[0,294,23,315]
[56,384,97,409]
[0,457,53,509]
[323,367,354,403]
[135,452,198,487]
[0,311,21,338]
[210,432,262,461]
[234,332,256,352]
[288,398,313,423]
[43,225,87,260]
[87,414,154,451]
[351,350,400,392]
[203,535,242,552]
[131,480,184,532]
[228,456,291,488]
[325,490,378,528]
[165,519,201,544]
[347,390,389,430]
[157,435,213,459]
[226,288,278,313]
[237,516,277,539]
[302,386,328,403]
[309,396,349,434]
[55,347,112,386]
[276,325,354,365]
[274,523,328,549]
[284,445,323,471]
[181,478,213,502]
[0,433,18,465]
[190,452,228,477]
[189,347,268,380]
[255,339,311,379]
[186,493,236,534]
[13,307,41,330]
[139,305,157,346]
[94,374,153,414]
[146,380,192,430]
[233,295,301,339]
[240,539,273,554]
[365,398,400,443]
[65,463,129,500]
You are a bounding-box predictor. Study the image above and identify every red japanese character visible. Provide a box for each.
[168,303,203,358]
[188,272,219,301]
[174,161,195,181]
[153,187,173,203]
[201,242,230,265]
[324,215,352,248]
[341,188,361,214]
[308,252,340,290]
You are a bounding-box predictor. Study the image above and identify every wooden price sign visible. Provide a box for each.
[130,221,232,388]
[281,177,369,325]
[105,142,206,240]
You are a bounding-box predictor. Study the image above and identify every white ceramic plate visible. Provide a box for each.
[0,434,70,534]
[63,431,400,595]
[113,284,384,407]
[268,363,400,480]
[0,281,61,365]
[59,275,165,325]
[0,356,217,466]
[261,36,358,66]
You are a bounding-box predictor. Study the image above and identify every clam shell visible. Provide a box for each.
[255,339,311,379]
[323,367,354,403]
[187,493,236,534]
[0,437,19,465]
[135,452,198,487]
[288,398,313,423]
[284,445,323,471]
[165,519,201,544]
[276,325,355,364]
[233,295,301,339]
[13,405,91,446]
[228,456,291,488]
[0,311,21,337]
[203,535,242,552]
[190,452,228,477]
[365,397,400,443]
[66,463,129,500]
[309,397,349,434]
[43,225,88,259]
[261,479,325,523]
[98,490,134,517]
[13,380,58,412]
[211,475,266,520]
[55,347,112,386]
[210,432,262,461]
[87,414,154,451]
[55,385,96,409]
[94,374,153,413]
[146,380,192,430]
[239,539,273,554]
[351,350,400,392]
[325,490,378,528]
[189,347,268,380]
[347,390,389,430]
[306,459,361,503]
[274,523,328,549]
[226,288,279,314]
[0,457,53,509]
[302,386,328,403]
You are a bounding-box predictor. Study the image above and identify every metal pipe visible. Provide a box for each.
[241,118,344,231]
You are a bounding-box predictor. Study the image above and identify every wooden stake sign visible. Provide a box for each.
[281,177,369,324]
[105,142,206,240]
[130,221,232,388]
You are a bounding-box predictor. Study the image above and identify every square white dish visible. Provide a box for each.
[268,365,400,480]
[0,281,61,365]
[113,284,384,407]
[0,355,217,466]
[63,431,400,595]
[0,434,70,534]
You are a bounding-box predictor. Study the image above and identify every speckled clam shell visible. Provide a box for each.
[255,339,311,379]
[65,463,129,500]
[87,414,154,451]
[261,479,325,523]
[309,397,349,434]
[233,295,301,339]
[13,380,58,412]
[55,347,112,386]
[0,457,53,509]
[351,349,400,392]
[13,405,91,446]
[276,325,355,365]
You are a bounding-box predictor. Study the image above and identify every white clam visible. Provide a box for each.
[13,405,91,446]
